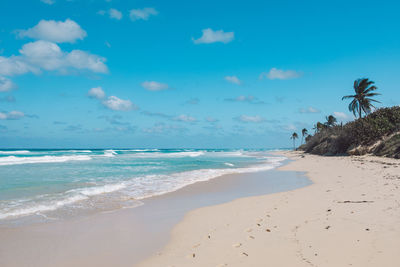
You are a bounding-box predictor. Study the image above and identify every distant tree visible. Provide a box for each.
[342,78,381,119]
[301,128,308,144]
[313,122,325,133]
[325,115,337,127]
[290,132,298,150]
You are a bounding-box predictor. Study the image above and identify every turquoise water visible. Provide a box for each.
[0,149,286,222]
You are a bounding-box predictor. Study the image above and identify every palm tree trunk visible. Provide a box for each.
[301,136,303,145]
[293,140,295,150]
[359,105,362,119]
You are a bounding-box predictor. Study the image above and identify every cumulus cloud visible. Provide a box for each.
[0,76,16,92]
[234,115,266,123]
[88,87,105,99]
[109,8,123,20]
[299,106,320,113]
[17,19,87,43]
[259,68,302,80]
[224,76,241,85]
[225,95,265,105]
[40,0,55,4]
[333,111,351,121]
[129,8,158,21]
[0,40,108,76]
[0,110,25,120]
[102,96,136,111]
[141,81,169,91]
[173,114,197,123]
[193,28,234,44]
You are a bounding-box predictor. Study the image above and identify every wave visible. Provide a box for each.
[224,162,234,167]
[128,151,205,158]
[102,150,117,157]
[0,155,92,166]
[0,150,30,155]
[0,155,287,220]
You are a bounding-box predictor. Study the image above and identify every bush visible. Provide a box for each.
[302,106,400,157]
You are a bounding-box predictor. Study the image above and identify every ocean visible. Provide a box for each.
[0,149,286,223]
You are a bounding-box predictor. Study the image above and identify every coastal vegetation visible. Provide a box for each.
[291,78,400,158]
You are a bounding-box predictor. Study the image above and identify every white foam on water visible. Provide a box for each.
[0,150,31,155]
[0,155,92,166]
[128,151,205,158]
[224,162,234,167]
[102,150,117,157]
[0,154,287,220]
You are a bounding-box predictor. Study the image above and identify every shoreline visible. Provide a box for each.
[0,156,310,267]
[138,151,400,267]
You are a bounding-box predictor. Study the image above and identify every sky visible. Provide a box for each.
[0,0,399,149]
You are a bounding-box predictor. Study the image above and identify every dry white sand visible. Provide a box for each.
[139,151,400,267]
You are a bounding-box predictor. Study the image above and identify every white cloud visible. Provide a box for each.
[40,0,55,4]
[333,111,351,121]
[18,19,87,43]
[102,96,136,111]
[65,50,108,73]
[193,28,234,44]
[0,41,108,76]
[109,8,123,20]
[259,68,302,80]
[225,95,265,105]
[0,110,25,120]
[299,107,320,113]
[205,117,218,123]
[283,124,297,131]
[0,56,36,76]
[235,115,266,123]
[0,76,17,92]
[88,87,105,99]
[141,81,169,91]
[173,114,197,122]
[224,75,241,85]
[129,8,158,21]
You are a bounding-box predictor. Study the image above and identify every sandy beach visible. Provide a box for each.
[139,151,400,267]
[0,157,309,267]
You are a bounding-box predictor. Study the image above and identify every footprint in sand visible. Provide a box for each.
[232,243,242,248]
[245,228,253,232]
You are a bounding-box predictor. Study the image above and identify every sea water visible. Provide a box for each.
[0,149,286,223]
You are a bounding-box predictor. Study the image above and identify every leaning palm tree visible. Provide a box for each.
[325,115,337,127]
[342,78,381,119]
[313,122,325,134]
[290,132,298,150]
[301,128,308,144]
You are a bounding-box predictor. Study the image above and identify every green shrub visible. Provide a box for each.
[302,106,400,157]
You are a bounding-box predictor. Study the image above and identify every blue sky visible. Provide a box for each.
[0,0,399,148]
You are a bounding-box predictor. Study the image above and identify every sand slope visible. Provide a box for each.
[139,152,400,267]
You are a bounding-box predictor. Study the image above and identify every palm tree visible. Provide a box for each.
[342,78,381,119]
[301,128,308,144]
[313,122,325,133]
[290,132,298,150]
[325,115,337,127]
